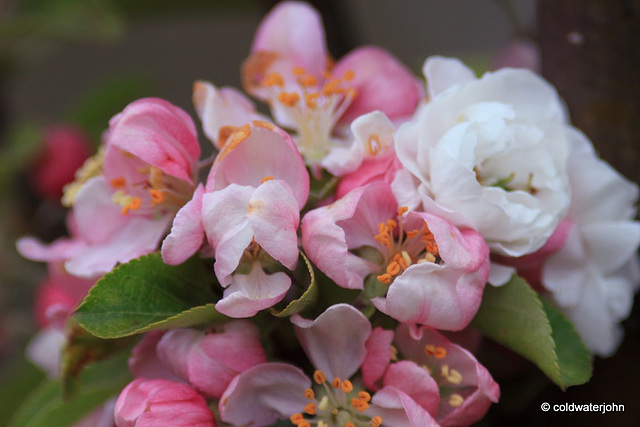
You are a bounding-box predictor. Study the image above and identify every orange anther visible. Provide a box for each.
[313,370,327,384]
[346,423,356,427]
[358,391,371,402]
[343,70,355,81]
[261,72,284,87]
[386,261,400,276]
[260,176,274,184]
[150,189,164,205]
[371,416,383,427]
[304,403,316,415]
[341,380,354,393]
[292,66,306,76]
[110,177,126,189]
[304,388,315,399]
[278,91,300,107]
[298,74,318,87]
[406,229,420,238]
[305,92,320,108]
[332,377,342,389]
[367,134,381,155]
[398,206,409,216]
[434,347,447,359]
[290,413,304,424]
[377,273,391,284]
[321,69,332,80]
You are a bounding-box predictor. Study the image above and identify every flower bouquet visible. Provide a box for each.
[11,2,640,426]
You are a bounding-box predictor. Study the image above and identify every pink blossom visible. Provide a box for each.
[114,379,214,427]
[162,122,309,318]
[30,125,92,199]
[155,321,267,398]
[242,1,422,167]
[219,304,437,427]
[302,181,490,330]
[362,324,500,426]
[19,98,200,278]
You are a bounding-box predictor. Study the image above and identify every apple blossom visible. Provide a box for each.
[541,129,640,356]
[242,1,422,169]
[219,304,438,427]
[394,56,571,257]
[302,181,490,331]
[361,324,500,426]
[114,378,214,427]
[162,121,309,317]
[19,98,200,278]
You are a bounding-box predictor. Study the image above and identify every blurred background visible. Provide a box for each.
[1,0,638,426]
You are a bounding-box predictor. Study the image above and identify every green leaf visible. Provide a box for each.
[9,351,131,427]
[0,358,46,423]
[75,253,223,338]
[472,275,592,389]
[542,299,593,387]
[271,252,318,317]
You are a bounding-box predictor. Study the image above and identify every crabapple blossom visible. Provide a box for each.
[242,1,422,169]
[18,98,200,278]
[219,304,438,427]
[114,378,214,427]
[541,129,640,356]
[394,56,571,257]
[162,121,309,317]
[362,324,500,426]
[302,181,490,331]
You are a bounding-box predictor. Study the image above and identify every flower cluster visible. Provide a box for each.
[16,2,639,426]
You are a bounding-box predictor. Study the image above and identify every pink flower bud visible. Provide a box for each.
[30,126,92,199]
[114,379,215,427]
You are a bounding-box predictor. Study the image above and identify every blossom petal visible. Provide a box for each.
[193,81,269,148]
[219,363,310,427]
[106,98,200,183]
[422,56,476,98]
[362,327,395,391]
[383,361,440,417]
[370,387,440,427]
[161,184,205,265]
[291,304,371,380]
[333,46,423,123]
[215,262,291,318]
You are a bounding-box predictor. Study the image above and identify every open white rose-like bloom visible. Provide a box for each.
[394,56,571,257]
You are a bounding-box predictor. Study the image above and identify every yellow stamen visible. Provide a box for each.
[449,394,464,408]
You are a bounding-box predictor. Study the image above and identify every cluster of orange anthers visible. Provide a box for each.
[289,370,382,427]
[108,164,182,215]
[375,207,441,284]
[260,66,356,111]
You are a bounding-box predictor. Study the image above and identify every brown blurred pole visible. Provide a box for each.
[537,0,640,184]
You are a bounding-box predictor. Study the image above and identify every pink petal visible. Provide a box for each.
[201,184,255,286]
[207,122,308,209]
[129,331,182,382]
[362,327,394,391]
[161,184,205,266]
[215,262,291,318]
[250,1,327,77]
[114,379,214,427]
[383,361,440,417]
[333,46,423,123]
[370,387,440,427]
[193,81,269,148]
[219,363,310,427]
[291,304,371,380]
[106,98,200,184]
[248,179,300,269]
